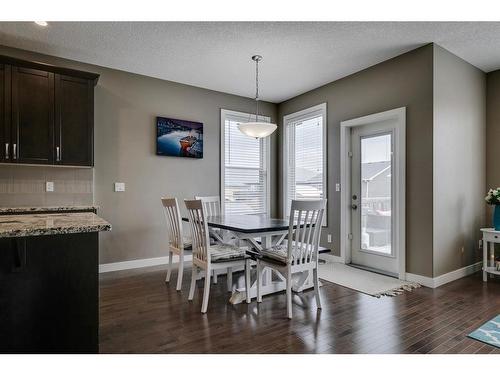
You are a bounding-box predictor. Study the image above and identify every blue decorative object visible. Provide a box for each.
[494,205,500,231]
[468,315,500,348]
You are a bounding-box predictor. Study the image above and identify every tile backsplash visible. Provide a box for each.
[0,165,93,207]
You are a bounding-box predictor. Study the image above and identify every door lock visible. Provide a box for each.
[351,204,358,210]
[352,194,357,200]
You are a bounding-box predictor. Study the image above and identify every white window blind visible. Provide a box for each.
[221,110,270,216]
[283,104,327,221]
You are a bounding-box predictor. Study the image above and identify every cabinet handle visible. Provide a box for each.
[5,143,9,160]
[56,146,60,162]
[12,144,16,160]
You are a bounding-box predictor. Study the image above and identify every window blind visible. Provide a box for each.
[284,108,326,219]
[222,111,270,216]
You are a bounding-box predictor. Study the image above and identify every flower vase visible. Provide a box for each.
[494,205,500,231]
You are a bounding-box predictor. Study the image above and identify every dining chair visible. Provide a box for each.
[194,195,221,216]
[195,195,229,284]
[256,199,326,319]
[185,199,251,313]
[161,197,191,291]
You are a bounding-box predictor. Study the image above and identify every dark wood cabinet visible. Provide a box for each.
[0,64,11,162]
[11,67,55,164]
[0,232,99,353]
[55,75,94,166]
[0,55,99,167]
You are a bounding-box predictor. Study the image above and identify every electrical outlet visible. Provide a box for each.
[327,234,332,243]
[45,181,54,192]
[335,183,340,192]
[114,182,125,192]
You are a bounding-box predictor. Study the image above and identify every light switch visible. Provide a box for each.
[335,183,340,192]
[114,182,125,192]
[327,234,332,243]
[46,181,54,192]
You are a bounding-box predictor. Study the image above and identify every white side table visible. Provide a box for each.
[480,228,500,282]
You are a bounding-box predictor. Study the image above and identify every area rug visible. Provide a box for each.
[467,315,500,348]
[318,262,420,297]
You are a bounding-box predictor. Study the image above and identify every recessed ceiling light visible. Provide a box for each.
[34,21,48,27]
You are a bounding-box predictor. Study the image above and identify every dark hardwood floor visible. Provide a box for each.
[99,266,500,354]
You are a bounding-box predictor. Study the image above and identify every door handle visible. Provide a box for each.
[56,146,60,162]
[351,204,358,210]
[5,143,9,159]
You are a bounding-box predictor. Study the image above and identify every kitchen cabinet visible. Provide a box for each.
[0,55,99,167]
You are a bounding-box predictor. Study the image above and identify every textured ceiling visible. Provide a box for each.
[1,22,500,102]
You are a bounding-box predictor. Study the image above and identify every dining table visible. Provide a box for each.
[183,214,321,304]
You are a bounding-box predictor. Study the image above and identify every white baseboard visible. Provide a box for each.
[406,273,435,288]
[319,253,344,263]
[433,261,482,288]
[406,261,482,288]
[99,254,193,273]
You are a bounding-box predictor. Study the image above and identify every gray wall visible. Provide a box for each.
[277,45,434,277]
[0,45,278,264]
[432,45,486,277]
[486,69,500,215]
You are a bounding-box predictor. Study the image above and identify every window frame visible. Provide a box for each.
[220,109,271,216]
[282,103,327,225]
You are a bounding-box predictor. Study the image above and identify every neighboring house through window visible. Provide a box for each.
[220,109,271,216]
[283,103,327,222]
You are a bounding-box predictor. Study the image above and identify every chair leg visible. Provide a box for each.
[188,266,197,301]
[313,267,322,309]
[213,269,218,284]
[165,251,173,283]
[257,261,263,303]
[245,259,251,304]
[201,269,211,313]
[176,254,184,291]
[227,267,233,292]
[286,269,292,319]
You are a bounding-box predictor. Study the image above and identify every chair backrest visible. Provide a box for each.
[161,197,184,251]
[287,199,327,265]
[184,199,211,263]
[194,195,221,216]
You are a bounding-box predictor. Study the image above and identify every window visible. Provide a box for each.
[221,109,271,216]
[283,103,327,222]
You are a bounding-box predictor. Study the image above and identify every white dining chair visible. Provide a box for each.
[195,195,229,284]
[256,199,326,319]
[161,197,191,291]
[185,199,251,313]
[194,195,221,216]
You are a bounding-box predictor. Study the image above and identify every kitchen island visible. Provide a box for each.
[0,210,111,353]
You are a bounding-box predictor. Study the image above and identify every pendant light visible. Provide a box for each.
[238,55,277,138]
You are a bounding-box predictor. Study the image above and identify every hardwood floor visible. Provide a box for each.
[99,266,500,354]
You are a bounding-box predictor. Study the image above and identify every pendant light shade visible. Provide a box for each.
[238,55,277,139]
[238,122,277,138]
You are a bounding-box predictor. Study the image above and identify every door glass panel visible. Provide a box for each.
[360,133,392,255]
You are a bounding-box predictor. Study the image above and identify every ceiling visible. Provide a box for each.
[1,22,500,103]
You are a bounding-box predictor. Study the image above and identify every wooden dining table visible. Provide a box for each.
[183,214,320,304]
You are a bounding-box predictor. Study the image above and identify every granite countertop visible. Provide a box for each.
[0,205,99,214]
[0,212,111,238]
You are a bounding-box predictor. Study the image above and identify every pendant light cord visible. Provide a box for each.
[255,57,259,121]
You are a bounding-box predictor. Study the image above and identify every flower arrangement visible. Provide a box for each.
[485,188,500,205]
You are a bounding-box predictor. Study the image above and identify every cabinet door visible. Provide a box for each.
[12,67,54,164]
[55,75,93,166]
[0,64,11,162]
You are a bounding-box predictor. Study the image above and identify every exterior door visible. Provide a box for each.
[11,66,54,164]
[350,120,398,276]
